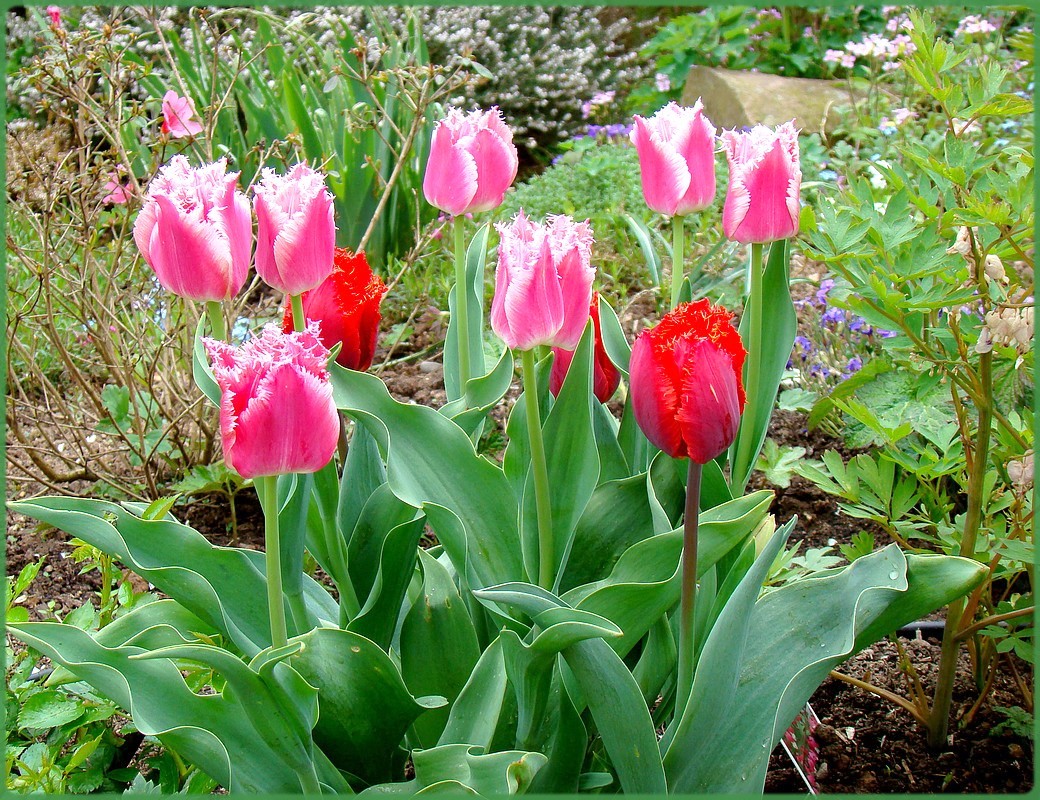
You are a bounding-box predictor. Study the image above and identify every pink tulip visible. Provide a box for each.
[720,121,802,243]
[253,164,336,296]
[133,156,252,302]
[491,210,594,351]
[423,107,518,216]
[631,100,717,216]
[161,91,204,139]
[101,171,133,205]
[204,323,340,478]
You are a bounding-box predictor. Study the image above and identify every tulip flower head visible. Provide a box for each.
[160,91,204,139]
[204,323,340,479]
[630,299,747,464]
[550,293,621,403]
[281,248,388,371]
[423,107,519,216]
[133,156,252,302]
[254,164,336,296]
[720,121,802,244]
[491,211,595,352]
[631,100,718,216]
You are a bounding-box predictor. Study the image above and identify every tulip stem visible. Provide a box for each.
[454,214,472,398]
[290,294,306,333]
[258,475,289,650]
[522,348,554,591]
[676,459,703,716]
[732,242,765,494]
[671,214,686,308]
[205,301,226,340]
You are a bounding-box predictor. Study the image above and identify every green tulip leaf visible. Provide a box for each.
[8,497,336,657]
[596,293,631,376]
[362,744,546,796]
[7,622,342,793]
[730,238,797,491]
[289,627,444,786]
[444,222,491,402]
[192,317,221,408]
[401,550,482,749]
[562,637,667,794]
[338,420,389,549]
[331,366,523,588]
[438,638,509,751]
[664,533,987,793]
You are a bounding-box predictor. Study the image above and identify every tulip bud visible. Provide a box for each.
[490,210,595,352]
[281,248,387,371]
[254,164,336,296]
[630,299,747,464]
[423,107,519,216]
[204,323,340,478]
[720,121,802,244]
[550,293,621,403]
[631,100,717,216]
[133,156,252,302]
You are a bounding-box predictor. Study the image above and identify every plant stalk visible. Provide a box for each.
[522,348,554,590]
[258,474,289,649]
[671,214,686,308]
[454,215,472,397]
[205,300,227,340]
[290,295,306,333]
[731,242,765,493]
[926,349,992,749]
[676,459,703,715]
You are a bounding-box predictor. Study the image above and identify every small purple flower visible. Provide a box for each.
[878,329,898,338]
[793,335,813,360]
[814,279,835,306]
[848,316,874,335]
[822,307,845,325]
[810,364,831,377]
[847,356,863,373]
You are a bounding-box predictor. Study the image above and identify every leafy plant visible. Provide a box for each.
[754,439,806,489]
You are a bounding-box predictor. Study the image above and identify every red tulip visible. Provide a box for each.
[204,323,340,478]
[550,293,621,403]
[281,248,387,371]
[629,300,746,464]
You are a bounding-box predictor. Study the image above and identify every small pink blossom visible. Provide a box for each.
[160,91,204,139]
[655,72,672,92]
[46,5,61,26]
[101,171,133,205]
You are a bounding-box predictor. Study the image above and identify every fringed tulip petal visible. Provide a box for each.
[630,300,746,463]
[254,164,336,295]
[424,107,517,216]
[282,249,387,371]
[133,156,251,302]
[632,101,717,217]
[204,323,339,479]
[491,211,594,352]
[721,121,801,243]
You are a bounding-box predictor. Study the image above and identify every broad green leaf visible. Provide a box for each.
[562,637,667,794]
[18,690,84,730]
[8,623,343,793]
[730,238,797,492]
[438,638,508,751]
[290,627,444,786]
[331,366,523,587]
[401,550,481,749]
[624,213,662,285]
[362,743,547,796]
[597,294,631,376]
[665,538,986,793]
[528,669,587,793]
[338,421,389,549]
[192,318,221,408]
[443,223,491,402]
[8,497,335,657]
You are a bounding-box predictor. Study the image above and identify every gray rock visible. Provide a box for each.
[681,65,863,135]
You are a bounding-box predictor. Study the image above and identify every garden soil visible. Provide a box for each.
[5,354,1034,794]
